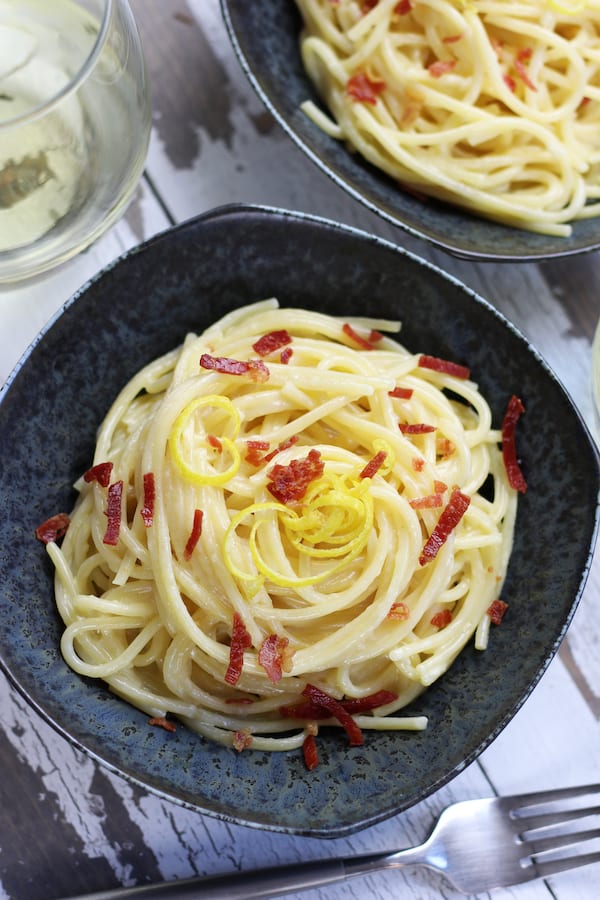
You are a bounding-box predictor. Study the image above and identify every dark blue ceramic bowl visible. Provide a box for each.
[0,205,598,836]
[221,0,600,262]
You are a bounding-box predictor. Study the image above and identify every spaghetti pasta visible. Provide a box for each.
[46,300,520,760]
[294,0,600,235]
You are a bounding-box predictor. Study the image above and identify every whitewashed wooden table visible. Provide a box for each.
[0,2,599,899]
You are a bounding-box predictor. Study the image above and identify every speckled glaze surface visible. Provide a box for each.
[0,205,598,837]
[221,0,600,262]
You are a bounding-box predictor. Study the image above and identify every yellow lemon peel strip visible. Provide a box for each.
[169,394,241,486]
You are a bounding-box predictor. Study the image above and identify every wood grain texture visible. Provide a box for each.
[0,1,598,898]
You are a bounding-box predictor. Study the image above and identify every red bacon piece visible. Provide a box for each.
[399,423,436,434]
[394,0,412,13]
[409,493,444,509]
[267,448,324,504]
[488,599,509,625]
[389,386,413,399]
[183,509,203,560]
[207,434,222,452]
[342,321,376,350]
[419,488,470,566]
[431,609,453,629]
[252,330,292,357]
[245,439,271,466]
[148,716,176,733]
[428,59,457,78]
[35,512,70,544]
[418,354,470,379]
[233,730,253,752]
[302,733,319,770]
[225,612,253,686]
[103,481,123,546]
[258,634,290,683]
[199,354,269,382]
[359,450,387,479]
[83,461,113,488]
[261,435,299,464]
[140,472,155,527]
[280,346,293,365]
[281,689,397,720]
[502,395,527,493]
[388,601,409,620]
[301,684,364,745]
[346,72,386,105]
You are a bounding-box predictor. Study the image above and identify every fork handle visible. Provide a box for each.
[64,850,414,899]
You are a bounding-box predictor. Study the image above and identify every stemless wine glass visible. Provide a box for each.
[0,0,151,283]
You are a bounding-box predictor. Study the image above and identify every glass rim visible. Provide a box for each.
[0,0,113,131]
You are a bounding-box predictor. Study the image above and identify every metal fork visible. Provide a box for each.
[67,783,600,899]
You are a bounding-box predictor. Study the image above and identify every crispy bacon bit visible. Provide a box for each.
[503,73,517,92]
[247,359,270,382]
[515,47,537,92]
[388,601,410,620]
[207,434,222,452]
[488,599,509,625]
[301,684,364,745]
[103,481,123,546]
[281,689,397,720]
[431,609,453,629]
[428,59,457,78]
[267,449,324,504]
[252,329,292,357]
[83,461,113,488]
[258,634,290,683]
[399,423,436,434]
[342,321,376,350]
[140,472,155,527]
[502,395,527,493]
[359,450,387,479]
[443,33,463,43]
[303,733,319,770]
[200,353,249,375]
[183,509,203,560]
[409,493,444,509]
[199,353,270,382]
[434,480,447,493]
[35,512,70,544]
[346,72,386,105]
[148,716,176,733]
[394,0,412,13]
[225,612,253,686]
[245,439,270,465]
[437,437,455,458]
[280,346,293,364]
[418,354,470,379]
[412,457,425,471]
[339,690,397,714]
[389,386,413,399]
[233,730,253,752]
[419,488,470,566]
[261,435,299,464]
[369,330,384,343]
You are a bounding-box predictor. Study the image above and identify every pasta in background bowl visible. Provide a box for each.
[0,205,598,836]
[221,0,600,260]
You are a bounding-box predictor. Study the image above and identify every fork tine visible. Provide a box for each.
[526,826,600,855]
[508,783,600,814]
[534,850,600,881]
[516,804,600,833]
